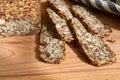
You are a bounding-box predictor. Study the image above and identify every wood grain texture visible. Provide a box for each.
[0,0,120,80]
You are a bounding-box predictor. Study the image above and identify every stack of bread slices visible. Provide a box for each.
[39,0,116,66]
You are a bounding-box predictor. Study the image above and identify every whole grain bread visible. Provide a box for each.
[0,0,40,37]
[39,24,65,64]
[71,5,112,37]
[48,0,73,20]
[47,8,74,42]
[70,18,116,66]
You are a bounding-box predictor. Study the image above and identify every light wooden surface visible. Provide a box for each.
[0,0,120,80]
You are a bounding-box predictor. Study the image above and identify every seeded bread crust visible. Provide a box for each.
[48,0,73,20]
[46,8,74,42]
[39,24,65,64]
[71,5,112,37]
[70,18,116,66]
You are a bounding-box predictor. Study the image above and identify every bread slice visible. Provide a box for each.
[70,18,116,66]
[71,5,112,37]
[39,24,65,64]
[46,8,74,42]
[48,0,73,20]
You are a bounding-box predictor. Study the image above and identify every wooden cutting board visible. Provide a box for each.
[0,0,120,80]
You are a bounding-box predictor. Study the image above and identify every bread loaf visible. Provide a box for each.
[0,0,40,37]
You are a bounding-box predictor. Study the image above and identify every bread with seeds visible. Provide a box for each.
[47,8,74,42]
[71,5,112,37]
[0,0,40,37]
[48,0,73,20]
[39,24,65,64]
[70,18,116,66]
